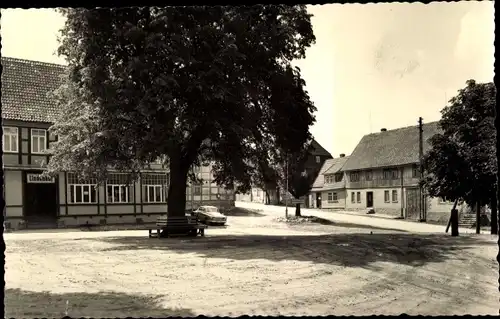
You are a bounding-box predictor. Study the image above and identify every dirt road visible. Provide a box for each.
[5,213,498,316]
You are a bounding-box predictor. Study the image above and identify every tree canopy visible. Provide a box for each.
[46,6,317,216]
[422,79,496,231]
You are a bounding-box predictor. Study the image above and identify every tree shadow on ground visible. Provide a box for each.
[278,215,409,233]
[222,207,266,217]
[5,288,195,317]
[96,232,495,268]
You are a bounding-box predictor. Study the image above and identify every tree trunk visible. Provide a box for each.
[276,187,281,205]
[295,203,301,217]
[266,190,270,205]
[450,208,459,237]
[167,156,190,218]
[491,196,498,235]
[476,201,481,234]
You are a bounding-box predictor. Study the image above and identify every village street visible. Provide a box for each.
[5,203,498,317]
[236,201,491,234]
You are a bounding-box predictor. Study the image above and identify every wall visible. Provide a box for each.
[4,161,235,229]
[426,196,469,224]
[345,187,402,217]
[320,189,346,209]
[4,170,23,218]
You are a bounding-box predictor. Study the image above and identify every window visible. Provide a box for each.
[383,168,399,180]
[412,164,419,178]
[392,190,398,203]
[365,170,372,181]
[350,171,360,182]
[315,156,321,163]
[327,192,338,203]
[106,173,133,203]
[68,173,97,204]
[142,173,169,203]
[324,174,333,184]
[334,173,343,182]
[194,184,202,195]
[383,169,391,180]
[3,127,18,152]
[351,192,355,203]
[391,169,399,179]
[192,166,201,173]
[31,129,47,154]
[384,190,390,203]
[356,192,361,203]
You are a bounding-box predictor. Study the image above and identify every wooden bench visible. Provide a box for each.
[148,215,208,238]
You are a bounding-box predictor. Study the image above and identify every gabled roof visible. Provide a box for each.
[323,156,349,175]
[311,158,336,189]
[309,139,332,158]
[341,122,440,171]
[1,57,66,123]
[311,156,349,190]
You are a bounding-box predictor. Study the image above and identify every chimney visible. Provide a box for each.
[380,128,387,132]
[339,153,345,158]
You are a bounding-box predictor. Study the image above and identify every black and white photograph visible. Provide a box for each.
[1,2,497,317]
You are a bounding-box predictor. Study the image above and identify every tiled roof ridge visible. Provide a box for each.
[366,121,439,136]
[2,56,67,69]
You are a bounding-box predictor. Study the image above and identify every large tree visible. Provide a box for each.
[422,80,497,234]
[46,6,317,217]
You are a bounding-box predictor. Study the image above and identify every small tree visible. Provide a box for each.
[46,6,317,218]
[280,144,317,216]
[422,80,497,234]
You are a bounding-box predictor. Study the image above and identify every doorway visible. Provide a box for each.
[23,171,58,220]
[366,191,373,208]
[316,193,322,208]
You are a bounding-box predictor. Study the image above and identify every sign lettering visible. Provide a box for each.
[27,174,55,184]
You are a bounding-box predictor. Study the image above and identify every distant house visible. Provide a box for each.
[309,124,461,222]
[304,139,333,175]
[1,57,235,230]
[309,154,349,209]
[237,138,333,205]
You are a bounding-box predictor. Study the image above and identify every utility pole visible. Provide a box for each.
[418,117,426,221]
[285,154,289,219]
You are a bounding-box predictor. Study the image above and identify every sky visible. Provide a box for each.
[0,3,495,157]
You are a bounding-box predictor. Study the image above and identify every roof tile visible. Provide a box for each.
[341,122,440,171]
[1,57,66,123]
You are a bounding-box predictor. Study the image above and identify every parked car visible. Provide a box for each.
[193,206,227,226]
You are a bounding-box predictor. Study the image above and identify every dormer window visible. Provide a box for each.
[324,174,334,184]
[334,173,343,182]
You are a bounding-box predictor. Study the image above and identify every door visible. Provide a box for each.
[316,193,322,208]
[24,171,58,219]
[406,188,421,220]
[366,191,373,208]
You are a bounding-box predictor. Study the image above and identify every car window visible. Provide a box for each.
[207,207,218,212]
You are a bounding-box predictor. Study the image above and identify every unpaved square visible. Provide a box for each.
[5,215,498,316]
